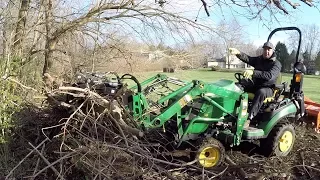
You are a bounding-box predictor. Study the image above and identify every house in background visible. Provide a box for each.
[207,54,252,69]
[207,56,225,68]
[140,50,168,61]
[148,50,168,61]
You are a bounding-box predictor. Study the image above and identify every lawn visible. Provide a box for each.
[129,69,320,103]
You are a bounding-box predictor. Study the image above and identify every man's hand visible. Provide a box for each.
[228,48,240,55]
[243,69,253,78]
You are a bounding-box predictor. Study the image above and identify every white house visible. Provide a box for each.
[207,54,252,69]
[207,57,225,68]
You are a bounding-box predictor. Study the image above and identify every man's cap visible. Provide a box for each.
[262,41,274,49]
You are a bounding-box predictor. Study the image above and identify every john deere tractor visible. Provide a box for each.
[119,27,306,168]
[74,27,306,168]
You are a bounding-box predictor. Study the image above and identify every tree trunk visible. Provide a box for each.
[43,40,56,75]
[13,0,30,57]
[226,47,230,69]
[42,0,53,76]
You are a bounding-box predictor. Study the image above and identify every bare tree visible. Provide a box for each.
[216,19,245,69]
[33,0,217,85]
[1,0,19,77]
[304,24,320,57]
[288,24,320,58]
[171,43,208,69]
[204,0,315,19]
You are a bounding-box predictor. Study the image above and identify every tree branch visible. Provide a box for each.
[200,0,210,16]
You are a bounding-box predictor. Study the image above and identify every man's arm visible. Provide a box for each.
[236,52,259,67]
[253,61,282,80]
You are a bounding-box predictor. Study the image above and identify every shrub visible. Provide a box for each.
[211,66,221,71]
[180,66,192,70]
[163,67,175,73]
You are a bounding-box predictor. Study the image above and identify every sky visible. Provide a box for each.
[162,0,320,48]
[72,0,320,51]
[193,1,319,47]
[237,5,320,47]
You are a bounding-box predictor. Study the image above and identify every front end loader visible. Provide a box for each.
[70,27,306,169]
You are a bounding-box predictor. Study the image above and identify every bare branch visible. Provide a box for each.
[301,0,313,6]
[284,0,300,9]
[273,0,289,14]
[200,0,210,16]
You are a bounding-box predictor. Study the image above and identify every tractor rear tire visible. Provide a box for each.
[196,138,225,168]
[260,123,295,157]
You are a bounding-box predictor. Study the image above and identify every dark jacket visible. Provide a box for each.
[236,52,282,87]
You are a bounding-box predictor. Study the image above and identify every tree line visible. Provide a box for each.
[275,24,320,74]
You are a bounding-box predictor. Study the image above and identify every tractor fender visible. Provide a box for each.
[258,102,297,137]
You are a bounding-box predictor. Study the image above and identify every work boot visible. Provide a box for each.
[244,114,253,129]
[244,120,251,129]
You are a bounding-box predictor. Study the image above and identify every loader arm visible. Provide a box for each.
[127,74,249,146]
[138,79,239,127]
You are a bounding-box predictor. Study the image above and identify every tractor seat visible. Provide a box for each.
[247,73,287,103]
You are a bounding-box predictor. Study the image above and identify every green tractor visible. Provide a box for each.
[118,27,306,168]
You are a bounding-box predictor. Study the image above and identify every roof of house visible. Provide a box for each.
[207,57,225,62]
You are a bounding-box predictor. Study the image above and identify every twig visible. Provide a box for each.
[94,107,129,147]
[299,151,312,178]
[58,86,144,137]
[157,166,176,180]
[6,138,49,179]
[60,99,87,151]
[208,166,228,180]
[125,148,218,176]
[28,142,63,179]
[108,112,129,147]
[80,160,110,177]
[50,91,86,98]
[225,155,248,179]
[238,153,266,163]
[273,0,289,14]
[41,123,65,140]
[300,0,313,7]
[31,144,46,179]
[284,0,300,9]
[4,77,38,92]
[168,167,186,172]
[200,0,210,16]
[289,165,320,173]
[46,95,75,109]
[26,152,76,179]
[77,144,218,176]
[58,86,109,106]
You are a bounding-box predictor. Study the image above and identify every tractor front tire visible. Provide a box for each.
[260,123,295,157]
[196,138,225,168]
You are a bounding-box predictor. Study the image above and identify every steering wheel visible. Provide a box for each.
[234,72,254,85]
[234,72,245,83]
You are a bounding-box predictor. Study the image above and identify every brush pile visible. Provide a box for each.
[3,72,320,180]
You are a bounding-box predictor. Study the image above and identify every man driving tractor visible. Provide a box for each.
[229,42,282,128]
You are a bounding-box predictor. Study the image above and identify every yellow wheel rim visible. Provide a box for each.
[279,131,293,152]
[198,147,220,168]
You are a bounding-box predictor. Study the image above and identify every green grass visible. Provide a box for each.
[128,69,320,103]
